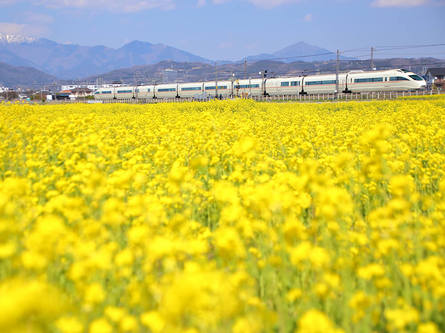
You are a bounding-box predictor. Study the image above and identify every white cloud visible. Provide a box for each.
[0,0,176,12]
[0,12,52,37]
[0,22,26,34]
[304,13,312,21]
[0,22,47,36]
[247,0,301,8]
[43,0,176,12]
[371,0,429,7]
[0,0,311,11]
[196,0,302,8]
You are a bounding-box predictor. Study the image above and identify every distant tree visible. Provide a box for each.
[0,91,18,100]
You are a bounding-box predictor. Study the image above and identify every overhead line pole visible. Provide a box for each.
[336,49,340,98]
[371,47,374,70]
[215,62,218,99]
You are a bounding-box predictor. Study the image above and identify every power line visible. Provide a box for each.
[374,43,445,51]
[239,43,445,64]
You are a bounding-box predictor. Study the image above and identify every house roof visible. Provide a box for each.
[427,67,445,76]
[71,87,92,93]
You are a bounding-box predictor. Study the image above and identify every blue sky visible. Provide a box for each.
[0,0,444,60]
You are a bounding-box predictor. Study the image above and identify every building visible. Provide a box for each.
[61,84,99,91]
[70,87,93,98]
[426,68,445,90]
[57,87,93,100]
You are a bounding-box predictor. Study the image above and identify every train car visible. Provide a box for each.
[266,77,302,96]
[178,82,204,98]
[93,68,426,101]
[233,79,263,97]
[115,86,135,99]
[155,84,178,99]
[204,81,232,98]
[302,74,342,94]
[94,87,115,100]
[134,85,154,99]
[347,69,426,92]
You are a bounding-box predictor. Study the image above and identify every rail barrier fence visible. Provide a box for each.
[99,89,443,104]
[17,89,442,105]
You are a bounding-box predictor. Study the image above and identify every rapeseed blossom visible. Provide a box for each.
[0,97,444,332]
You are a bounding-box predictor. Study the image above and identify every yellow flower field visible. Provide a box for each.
[0,98,444,333]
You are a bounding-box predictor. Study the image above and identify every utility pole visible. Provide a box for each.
[215,62,218,99]
[244,58,247,79]
[336,49,340,98]
[370,47,374,70]
[262,70,268,96]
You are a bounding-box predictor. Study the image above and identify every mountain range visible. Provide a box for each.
[0,34,347,81]
[0,35,209,79]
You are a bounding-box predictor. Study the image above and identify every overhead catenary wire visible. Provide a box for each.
[225,42,445,64]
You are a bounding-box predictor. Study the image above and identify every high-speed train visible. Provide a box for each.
[94,69,426,100]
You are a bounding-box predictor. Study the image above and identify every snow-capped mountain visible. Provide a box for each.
[0,34,36,44]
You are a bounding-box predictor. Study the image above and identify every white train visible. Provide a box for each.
[94,68,426,100]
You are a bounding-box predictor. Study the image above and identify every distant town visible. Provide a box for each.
[1,66,444,103]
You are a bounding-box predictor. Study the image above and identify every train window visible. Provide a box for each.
[117,90,132,93]
[147,89,151,92]
[390,76,409,81]
[306,80,336,85]
[354,78,383,83]
[238,84,260,88]
[102,91,112,94]
[158,88,176,92]
[409,75,423,81]
[291,81,300,86]
[206,86,228,90]
[181,87,201,91]
[281,82,289,87]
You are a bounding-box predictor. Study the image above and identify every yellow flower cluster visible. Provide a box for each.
[0,98,444,332]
